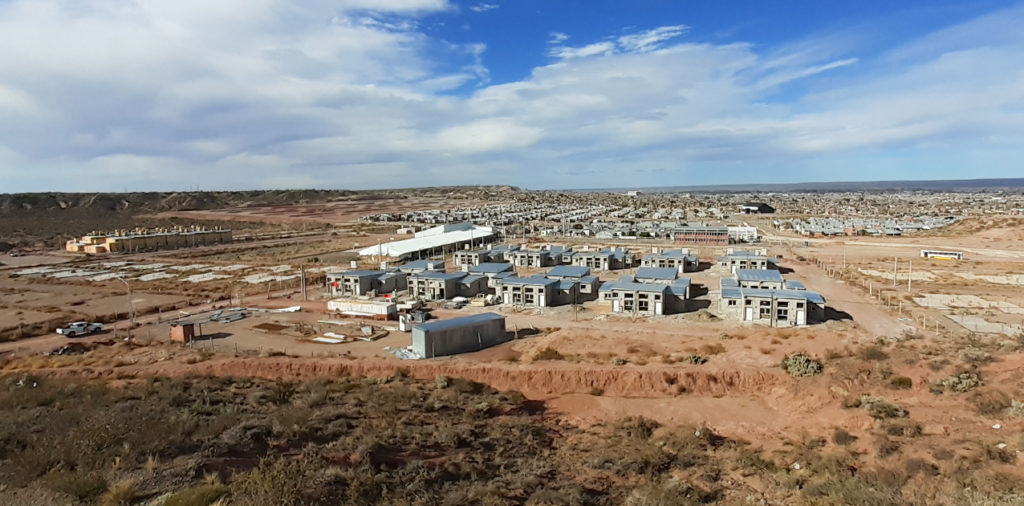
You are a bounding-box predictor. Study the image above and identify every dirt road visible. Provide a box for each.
[782,258,910,338]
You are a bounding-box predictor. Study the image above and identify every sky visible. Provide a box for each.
[1,0,1023,192]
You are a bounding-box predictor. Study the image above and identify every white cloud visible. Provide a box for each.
[470,3,499,13]
[617,24,688,53]
[0,3,1022,191]
[548,32,569,44]
[549,41,616,59]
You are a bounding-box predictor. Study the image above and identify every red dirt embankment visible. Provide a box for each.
[34,357,782,398]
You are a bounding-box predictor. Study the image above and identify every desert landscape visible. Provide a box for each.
[1,187,1023,505]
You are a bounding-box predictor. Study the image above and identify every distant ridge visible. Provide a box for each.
[569,178,1024,193]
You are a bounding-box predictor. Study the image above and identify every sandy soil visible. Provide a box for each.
[4,213,1024,458]
[155,197,494,225]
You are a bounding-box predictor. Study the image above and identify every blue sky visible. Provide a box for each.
[0,0,1022,192]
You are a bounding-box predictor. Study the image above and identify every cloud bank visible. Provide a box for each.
[0,1,1022,191]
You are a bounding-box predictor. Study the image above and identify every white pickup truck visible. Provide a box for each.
[56,321,103,337]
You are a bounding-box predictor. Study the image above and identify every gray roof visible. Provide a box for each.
[335,269,384,278]
[557,280,578,290]
[515,249,550,257]
[783,280,806,290]
[579,275,599,284]
[548,265,590,278]
[470,262,513,274]
[720,277,739,288]
[736,269,784,283]
[721,251,767,258]
[415,312,504,333]
[496,276,557,287]
[493,271,518,279]
[668,279,690,296]
[460,274,487,285]
[549,246,572,255]
[490,245,519,253]
[636,267,678,281]
[721,287,825,304]
[413,271,468,281]
[601,281,669,294]
[646,249,690,259]
[400,260,444,271]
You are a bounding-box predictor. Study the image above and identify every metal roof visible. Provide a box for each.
[414,312,505,333]
[496,276,557,287]
[636,267,678,280]
[333,270,384,278]
[720,277,739,288]
[548,265,590,278]
[460,274,486,285]
[720,251,767,258]
[721,287,825,304]
[357,224,496,258]
[668,279,690,296]
[783,280,806,290]
[579,275,599,284]
[469,262,513,274]
[646,249,690,259]
[400,260,444,271]
[735,269,784,283]
[602,281,670,294]
[412,271,468,280]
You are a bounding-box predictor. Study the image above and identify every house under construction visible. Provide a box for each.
[64,227,232,254]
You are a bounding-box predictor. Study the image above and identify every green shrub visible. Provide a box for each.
[685,354,707,365]
[781,353,823,377]
[858,395,908,419]
[939,372,982,393]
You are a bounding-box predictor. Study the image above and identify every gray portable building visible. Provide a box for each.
[411,312,507,358]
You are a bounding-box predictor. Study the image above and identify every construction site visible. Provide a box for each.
[2,186,1024,504]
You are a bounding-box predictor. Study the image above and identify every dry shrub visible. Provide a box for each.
[968,388,1012,416]
[163,481,230,506]
[534,347,564,361]
[874,435,900,458]
[832,428,857,446]
[230,457,320,506]
[882,419,923,438]
[905,458,938,477]
[100,480,140,506]
[859,346,889,361]
[699,343,726,355]
[42,470,108,501]
[889,376,913,390]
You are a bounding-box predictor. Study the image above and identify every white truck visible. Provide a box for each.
[56,321,103,337]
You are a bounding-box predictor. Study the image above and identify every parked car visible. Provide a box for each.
[56,321,103,337]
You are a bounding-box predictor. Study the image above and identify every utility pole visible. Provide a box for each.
[907,260,913,292]
[300,265,307,301]
[115,277,134,338]
[893,257,898,287]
